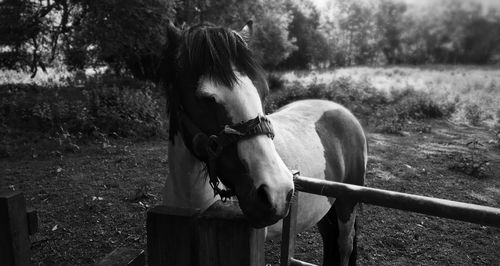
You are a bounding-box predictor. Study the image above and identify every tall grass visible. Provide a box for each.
[0,68,71,86]
[0,67,108,86]
[266,76,453,125]
[276,66,500,127]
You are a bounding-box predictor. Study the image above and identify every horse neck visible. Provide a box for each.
[163,133,217,212]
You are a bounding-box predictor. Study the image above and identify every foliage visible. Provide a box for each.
[391,88,455,120]
[0,0,176,78]
[267,73,285,92]
[1,0,500,77]
[463,103,484,126]
[251,1,297,69]
[0,77,166,141]
[182,0,296,69]
[69,0,176,77]
[265,76,453,136]
[449,139,491,178]
[280,66,500,126]
[0,0,82,74]
[319,0,500,67]
[278,0,328,69]
[375,0,407,64]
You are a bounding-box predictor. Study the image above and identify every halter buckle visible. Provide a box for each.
[206,135,223,158]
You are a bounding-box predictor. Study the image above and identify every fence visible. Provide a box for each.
[0,189,262,266]
[3,174,500,266]
[143,174,500,266]
[279,175,500,266]
[0,191,38,266]
[98,200,264,266]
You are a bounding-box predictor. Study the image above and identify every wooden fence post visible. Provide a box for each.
[146,201,265,266]
[280,192,298,266]
[147,206,200,266]
[198,201,265,266]
[280,192,317,266]
[0,191,32,266]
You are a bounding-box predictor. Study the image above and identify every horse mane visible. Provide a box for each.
[177,22,264,88]
[167,22,267,142]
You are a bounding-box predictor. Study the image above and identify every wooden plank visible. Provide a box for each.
[26,207,38,235]
[294,175,500,228]
[0,191,31,266]
[147,205,200,266]
[280,192,299,266]
[198,200,265,266]
[95,248,145,266]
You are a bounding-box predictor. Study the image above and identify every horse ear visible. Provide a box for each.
[160,20,181,83]
[239,20,253,42]
[167,20,181,43]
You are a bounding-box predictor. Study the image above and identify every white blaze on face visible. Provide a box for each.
[198,72,293,214]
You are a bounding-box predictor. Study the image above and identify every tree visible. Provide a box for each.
[375,0,406,64]
[0,0,69,74]
[0,0,34,68]
[67,0,176,78]
[461,18,500,64]
[338,0,379,65]
[179,0,296,69]
[279,0,330,69]
[320,0,380,66]
[251,0,297,69]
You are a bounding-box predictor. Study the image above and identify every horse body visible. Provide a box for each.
[163,99,367,265]
[266,99,367,240]
[161,21,367,265]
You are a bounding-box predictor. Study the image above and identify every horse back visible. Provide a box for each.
[270,99,367,185]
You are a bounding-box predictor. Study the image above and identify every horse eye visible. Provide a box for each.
[202,95,217,104]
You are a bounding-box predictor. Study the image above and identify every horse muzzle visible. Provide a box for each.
[236,185,294,228]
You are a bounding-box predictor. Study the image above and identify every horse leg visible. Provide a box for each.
[335,198,358,266]
[317,206,340,265]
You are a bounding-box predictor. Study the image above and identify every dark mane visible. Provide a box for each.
[177,23,264,88]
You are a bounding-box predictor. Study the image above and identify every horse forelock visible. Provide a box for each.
[177,23,265,91]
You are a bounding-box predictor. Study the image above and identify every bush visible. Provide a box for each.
[266,76,392,115]
[265,77,454,135]
[464,103,484,126]
[0,78,166,141]
[392,88,454,120]
[267,73,285,92]
[85,84,164,137]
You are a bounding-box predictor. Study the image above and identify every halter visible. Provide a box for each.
[178,108,275,200]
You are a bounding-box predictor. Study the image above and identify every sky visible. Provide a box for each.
[311,0,500,9]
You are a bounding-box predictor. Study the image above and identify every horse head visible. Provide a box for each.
[164,21,294,228]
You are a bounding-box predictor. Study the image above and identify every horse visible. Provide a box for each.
[161,21,367,266]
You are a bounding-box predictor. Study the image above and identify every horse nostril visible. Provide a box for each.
[286,189,294,203]
[257,185,273,209]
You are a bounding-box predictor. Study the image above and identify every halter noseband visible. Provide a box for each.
[178,109,275,200]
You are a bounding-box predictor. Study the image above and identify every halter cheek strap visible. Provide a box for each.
[177,109,275,200]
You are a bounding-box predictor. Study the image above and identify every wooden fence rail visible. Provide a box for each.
[294,175,500,228]
[280,175,500,266]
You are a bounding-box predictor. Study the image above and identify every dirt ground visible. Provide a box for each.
[1,119,499,265]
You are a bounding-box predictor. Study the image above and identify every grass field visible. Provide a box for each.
[279,66,500,127]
